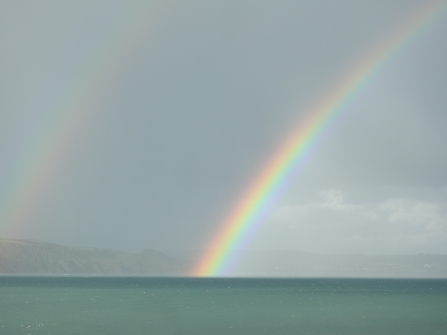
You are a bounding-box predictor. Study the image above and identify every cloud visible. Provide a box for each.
[255,190,447,254]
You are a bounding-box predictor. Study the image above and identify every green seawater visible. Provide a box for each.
[1,277,446,334]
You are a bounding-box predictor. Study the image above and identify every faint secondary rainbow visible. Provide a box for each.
[194,1,447,276]
[0,4,169,237]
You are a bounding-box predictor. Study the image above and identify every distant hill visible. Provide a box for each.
[163,248,447,278]
[232,250,447,278]
[3,239,447,277]
[0,239,185,275]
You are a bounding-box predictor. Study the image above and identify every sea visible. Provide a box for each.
[0,277,446,335]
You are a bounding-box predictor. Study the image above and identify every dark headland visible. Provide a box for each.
[0,239,186,275]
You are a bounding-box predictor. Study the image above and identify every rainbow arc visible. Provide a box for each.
[193,1,447,277]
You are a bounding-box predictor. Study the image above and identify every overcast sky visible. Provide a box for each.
[1,1,447,259]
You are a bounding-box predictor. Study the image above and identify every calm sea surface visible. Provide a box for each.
[1,277,446,334]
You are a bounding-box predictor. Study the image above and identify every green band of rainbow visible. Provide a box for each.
[193,1,447,277]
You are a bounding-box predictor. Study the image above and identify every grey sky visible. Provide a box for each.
[1,1,447,261]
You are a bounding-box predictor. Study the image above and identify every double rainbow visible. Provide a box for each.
[193,1,447,276]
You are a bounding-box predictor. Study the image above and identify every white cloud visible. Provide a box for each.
[254,190,447,254]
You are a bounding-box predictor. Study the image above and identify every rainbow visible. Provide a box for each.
[0,4,168,237]
[193,1,447,277]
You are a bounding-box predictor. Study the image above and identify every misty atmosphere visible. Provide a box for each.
[2,2,447,334]
[1,1,447,276]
